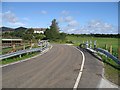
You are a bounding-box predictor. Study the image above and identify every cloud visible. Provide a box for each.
[3,11,18,23]
[58,15,80,34]
[60,19,117,34]
[40,10,47,14]
[68,20,79,27]
[61,10,69,15]
[61,26,76,34]
[64,16,73,22]
[58,16,73,23]
[2,11,26,27]
[75,20,118,34]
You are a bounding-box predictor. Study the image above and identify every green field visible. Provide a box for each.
[66,36,118,57]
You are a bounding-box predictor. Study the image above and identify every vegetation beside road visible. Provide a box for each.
[97,53,120,85]
[0,52,40,65]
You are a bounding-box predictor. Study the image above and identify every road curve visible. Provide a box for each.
[2,44,104,88]
[2,44,83,88]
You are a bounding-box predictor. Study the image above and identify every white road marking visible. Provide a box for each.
[73,47,85,90]
[1,45,53,68]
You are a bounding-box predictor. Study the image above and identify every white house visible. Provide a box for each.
[33,28,46,34]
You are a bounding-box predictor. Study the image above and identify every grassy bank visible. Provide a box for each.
[104,63,120,85]
[97,53,120,85]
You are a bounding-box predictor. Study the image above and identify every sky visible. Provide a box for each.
[2,2,118,34]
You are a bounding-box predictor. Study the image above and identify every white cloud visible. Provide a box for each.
[64,16,73,22]
[60,19,117,34]
[40,10,47,14]
[2,11,26,27]
[68,20,79,27]
[58,16,73,23]
[58,15,80,34]
[3,11,18,23]
[61,10,69,15]
[77,20,118,34]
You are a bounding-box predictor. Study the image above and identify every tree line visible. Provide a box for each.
[2,19,67,43]
[2,19,119,43]
[68,33,120,38]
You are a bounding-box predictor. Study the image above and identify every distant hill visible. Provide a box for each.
[14,27,27,31]
[1,27,14,32]
[1,26,28,32]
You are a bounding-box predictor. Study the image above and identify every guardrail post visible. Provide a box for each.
[86,41,88,49]
[94,40,97,49]
[45,41,46,48]
[90,40,92,48]
[41,42,43,50]
[47,41,48,47]
[19,55,21,58]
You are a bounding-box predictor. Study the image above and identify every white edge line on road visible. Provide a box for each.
[1,45,53,68]
[73,47,85,90]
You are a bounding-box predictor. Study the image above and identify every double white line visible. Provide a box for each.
[73,47,85,90]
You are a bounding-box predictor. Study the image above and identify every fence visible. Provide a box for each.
[0,40,49,60]
[80,40,120,65]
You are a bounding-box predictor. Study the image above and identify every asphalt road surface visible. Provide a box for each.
[2,44,103,88]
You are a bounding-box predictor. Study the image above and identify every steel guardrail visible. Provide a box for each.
[0,45,48,60]
[95,48,120,65]
[80,43,120,65]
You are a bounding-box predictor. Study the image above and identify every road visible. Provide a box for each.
[2,44,103,88]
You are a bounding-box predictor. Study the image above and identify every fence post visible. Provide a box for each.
[105,44,108,50]
[110,45,112,54]
[12,44,16,52]
[30,40,33,49]
[23,44,25,50]
[119,47,120,60]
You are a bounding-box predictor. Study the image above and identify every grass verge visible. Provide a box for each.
[97,53,120,85]
[0,52,41,65]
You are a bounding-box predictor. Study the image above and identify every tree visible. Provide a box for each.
[50,19,59,32]
[34,34,45,40]
[44,19,60,40]
[26,28,34,34]
[59,33,66,40]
